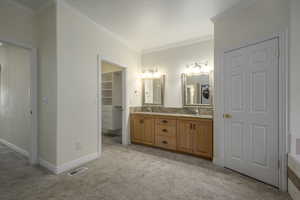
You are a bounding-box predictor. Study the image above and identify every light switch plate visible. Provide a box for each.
[42,97,48,104]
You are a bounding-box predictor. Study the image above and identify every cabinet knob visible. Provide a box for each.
[162,141,168,144]
[162,129,168,132]
[140,119,144,123]
[162,120,168,123]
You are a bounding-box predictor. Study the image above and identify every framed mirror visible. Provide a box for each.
[142,75,165,105]
[182,73,212,106]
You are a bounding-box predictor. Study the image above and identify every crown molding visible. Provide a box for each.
[35,0,56,15]
[142,35,213,55]
[58,0,140,53]
[211,0,258,23]
[6,0,35,15]
[8,0,56,15]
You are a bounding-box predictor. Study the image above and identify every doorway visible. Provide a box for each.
[99,59,127,151]
[223,38,279,187]
[0,40,37,164]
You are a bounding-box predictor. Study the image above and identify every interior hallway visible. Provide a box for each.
[0,139,291,200]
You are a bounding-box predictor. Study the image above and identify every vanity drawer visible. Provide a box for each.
[155,135,176,150]
[158,118,177,126]
[157,125,176,137]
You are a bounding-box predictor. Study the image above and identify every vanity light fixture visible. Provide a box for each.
[140,67,162,79]
[185,61,211,75]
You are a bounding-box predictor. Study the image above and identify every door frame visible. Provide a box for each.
[97,55,129,156]
[0,38,38,165]
[213,31,289,191]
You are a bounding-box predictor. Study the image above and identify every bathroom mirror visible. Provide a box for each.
[182,74,212,106]
[142,75,165,105]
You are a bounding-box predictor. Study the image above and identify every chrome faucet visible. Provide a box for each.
[195,107,201,115]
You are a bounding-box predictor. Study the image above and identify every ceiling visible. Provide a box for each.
[12,0,243,52]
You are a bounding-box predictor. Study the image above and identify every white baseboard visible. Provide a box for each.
[39,158,58,173]
[288,179,300,200]
[288,154,300,200]
[56,152,99,174]
[0,138,29,157]
[39,152,99,174]
[289,154,300,178]
[213,156,225,167]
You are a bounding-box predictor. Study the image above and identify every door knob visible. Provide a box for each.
[223,114,232,119]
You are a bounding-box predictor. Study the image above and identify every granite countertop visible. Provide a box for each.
[132,112,213,119]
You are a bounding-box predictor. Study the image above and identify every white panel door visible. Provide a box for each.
[224,38,279,187]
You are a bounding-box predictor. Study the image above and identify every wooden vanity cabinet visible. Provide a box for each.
[131,115,155,145]
[130,113,213,160]
[176,119,213,158]
[176,120,194,153]
[155,117,177,150]
[131,114,143,142]
[192,119,213,158]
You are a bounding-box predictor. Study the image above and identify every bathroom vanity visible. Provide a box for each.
[135,62,213,160]
[130,112,213,160]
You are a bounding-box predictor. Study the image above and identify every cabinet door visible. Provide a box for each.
[193,120,213,158]
[143,117,155,145]
[131,115,144,143]
[177,120,193,153]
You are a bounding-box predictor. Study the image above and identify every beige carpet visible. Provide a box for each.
[0,138,291,200]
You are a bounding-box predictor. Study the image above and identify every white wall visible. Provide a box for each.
[0,0,36,47]
[214,0,289,51]
[0,0,37,158]
[56,1,141,166]
[213,0,289,166]
[289,2,300,197]
[0,44,31,154]
[0,0,58,166]
[290,0,300,163]
[36,4,58,165]
[142,40,214,107]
